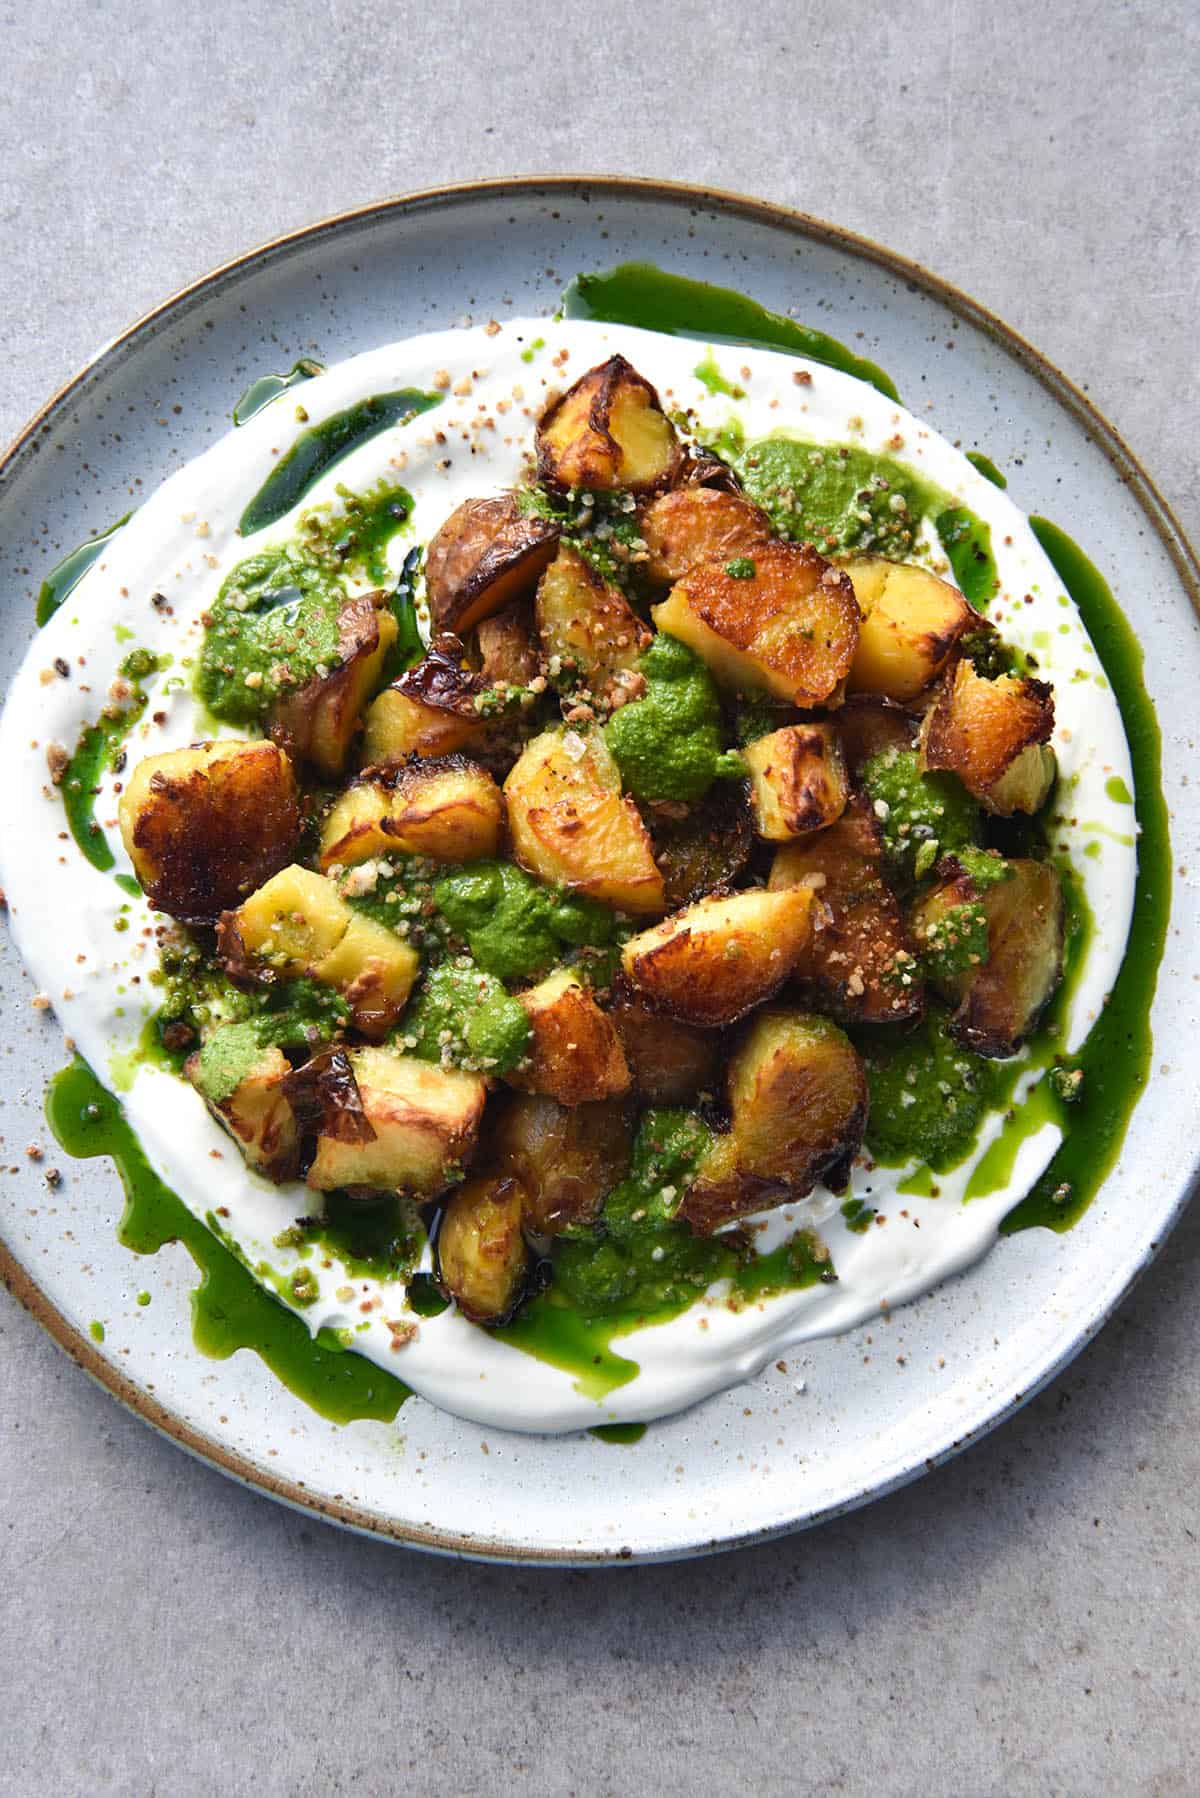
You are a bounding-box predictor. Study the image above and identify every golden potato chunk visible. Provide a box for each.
[491,1093,632,1236]
[845,558,977,701]
[476,600,539,688]
[621,885,814,1027]
[653,542,859,705]
[306,1048,486,1196]
[268,590,397,776]
[362,635,492,765]
[314,913,420,1040]
[436,1172,529,1323]
[319,757,504,870]
[608,993,718,1105]
[506,969,631,1106]
[187,1041,300,1184]
[504,727,665,915]
[769,795,923,1025]
[425,494,559,636]
[534,545,650,703]
[118,739,299,924]
[743,723,849,841]
[919,660,1056,815]
[681,1010,867,1233]
[537,355,680,493]
[639,486,771,586]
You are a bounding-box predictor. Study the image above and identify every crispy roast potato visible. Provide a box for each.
[919,660,1056,815]
[621,885,814,1027]
[639,486,771,586]
[835,694,920,776]
[268,590,397,777]
[491,1092,632,1236]
[186,1041,300,1183]
[537,354,681,494]
[653,542,859,705]
[534,544,650,701]
[681,1009,867,1232]
[306,1047,486,1195]
[362,635,493,765]
[769,795,924,1024]
[742,723,848,840]
[608,992,719,1104]
[650,781,755,909]
[507,969,631,1106]
[425,494,560,636]
[319,756,503,870]
[118,739,299,924]
[844,559,978,701]
[476,599,539,688]
[436,1172,529,1323]
[504,727,666,914]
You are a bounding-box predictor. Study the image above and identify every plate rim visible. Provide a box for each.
[1,173,1196,1565]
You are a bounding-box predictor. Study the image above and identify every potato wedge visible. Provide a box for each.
[534,544,650,701]
[681,1010,867,1232]
[476,599,539,688]
[504,727,665,915]
[425,494,559,636]
[319,756,503,870]
[621,885,814,1027]
[653,542,859,705]
[268,589,397,776]
[919,660,1056,815]
[650,781,755,910]
[506,969,630,1106]
[187,1039,300,1183]
[491,1092,632,1236]
[608,992,718,1104]
[743,723,848,841]
[118,739,299,924]
[313,913,421,1040]
[537,355,680,494]
[845,558,978,701]
[639,486,771,586]
[436,1172,529,1323]
[362,635,492,765]
[306,1047,486,1196]
[769,795,923,1024]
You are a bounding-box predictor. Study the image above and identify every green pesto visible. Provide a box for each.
[733,692,789,747]
[35,514,133,626]
[114,873,142,899]
[860,748,981,887]
[303,1190,426,1284]
[194,1019,273,1105]
[1106,775,1133,806]
[61,649,166,873]
[45,1059,409,1422]
[936,505,999,608]
[297,481,414,586]
[589,1423,648,1444]
[859,1008,1013,1171]
[195,547,345,725]
[737,437,938,559]
[965,451,1008,490]
[336,857,452,959]
[238,389,442,536]
[951,846,1015,891]
[406,1271,450,1317]
[148,940,346,1078]
[232,359,324,426]
[402,959,531,1074]
[89,1320,105,1342]
[693,351,745,399]
[724,556,757,579]
[841,1196,877,1232]
[433,860,614,982]
[605,633,743,804]
[918,900,990,982]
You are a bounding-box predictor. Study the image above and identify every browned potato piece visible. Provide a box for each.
[639,486,771,586]
[187,1042,300,1184]
[654,542,859,705]
[507,969,631,1106]
[319,757,503,870]
[118,739,299,924]
[268,590,397,777]
[306,1048,486,1196]
[436,1172,529,1323]
[621,885,814,1028]
[476,599,539,687]
[769,795,924,1024]
[534,545,650,702]
[845,558,978,701]
[919,660,1056,815]
[649,781,755,910]
[742,723,848,840]
[681,1010,867,1233]
[835,694,920,776]
[537,355,681,494]
[362,635,493,766]
[504,727,666,914]
[491,1093,632,1236]
[673,444,744,493]
[425,494,560,636]
[608,992,718,1104]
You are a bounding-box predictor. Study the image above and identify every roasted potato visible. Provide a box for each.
[362,635,493,765]
[621,885,814,1027]
[319,757,504,870]
[537,354,681,494]
[608,992,719,1104]
[919,660,1056,815]
[306,1048,486,1196]
[436,1172,529,1323]
[639,486,771,587]
[118,739,299,924]
[187,1039,300,1183]
[491,1092,632,1236]
[673,444,746,493]
[268,590,397,776]
[835,694,920,776]
[476,599,539,688]
[845,558,978,701]
[742,723,848,840]
[769,795,923,1024]
[507,969,631,1106]
[425,494,560,636]
[534,544,650,701]
[649,781,755,910]
[653,542,859,705]
[504,727,666,914]
[681,1009,868,1232]
[312,913,421,1039]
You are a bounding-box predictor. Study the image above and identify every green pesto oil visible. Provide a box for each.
[232,358,324,426]
[589,1423,647,1444]
[966,451,1008,489]
[239,390,442,536]
[45,1058,409,1423]
[299,481,414,586]
[35,514,133,626]
[61,650,163,873]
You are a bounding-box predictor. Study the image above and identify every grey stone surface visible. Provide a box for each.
[1,1,1197,1793]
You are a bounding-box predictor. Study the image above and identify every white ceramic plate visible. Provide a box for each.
[1,178,1196,1561]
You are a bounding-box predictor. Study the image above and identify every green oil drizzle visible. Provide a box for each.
[35,515,133,626]
[966,451,1008,490]
[89,1319,105,1342]
[61,652,163,873]
[299,481,414,586]
[1106,774,1133,806]
[936,505,999,608]
[239,390,442,537]
[589,1423,647,1444]
[693,350,745,399]
[233,358,324,426]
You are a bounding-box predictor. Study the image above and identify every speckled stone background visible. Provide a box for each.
[2,2,1198,1793]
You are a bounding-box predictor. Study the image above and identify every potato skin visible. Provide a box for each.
[608,991,718,1105]
[319,755,504,870]
[639,486,771,587]
[650,781,755,910]
[118,739,299,924]
[426,495,560,637]
[362,635,493,766]
[536,355,681,494]
[845,558,978,701]
[743,723,849,841]
[491,1092,632,1236]
[268,589,396,776]
[621,885,815,1028]
[306,1048,486,1196]
[436,1172,529,1323]
[534,545,650,702]
[476,600,539,688]
[919,660,1056,815]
